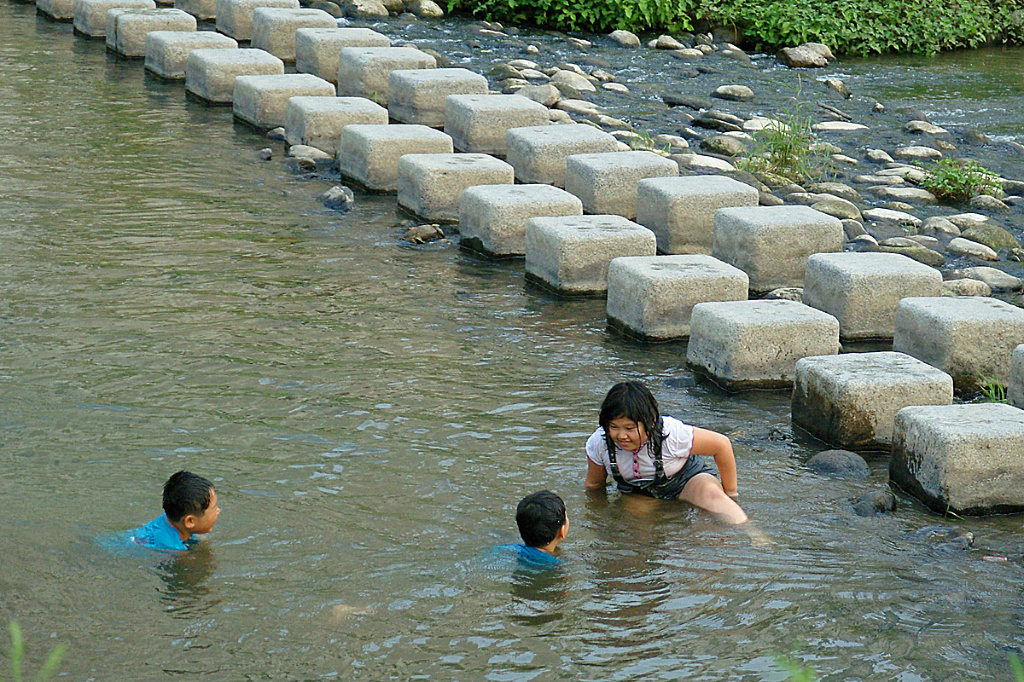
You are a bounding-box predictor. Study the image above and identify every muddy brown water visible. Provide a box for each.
[1,4,1023,680]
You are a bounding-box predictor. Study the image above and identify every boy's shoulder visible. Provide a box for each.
[131,514,189,552]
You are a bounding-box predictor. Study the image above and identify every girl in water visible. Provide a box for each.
[584,381,749,524]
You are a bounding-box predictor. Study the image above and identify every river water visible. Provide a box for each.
[1,3,1022,680]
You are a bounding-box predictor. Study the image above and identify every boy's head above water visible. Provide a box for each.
[516,490,567,552]
[164,470,220,538]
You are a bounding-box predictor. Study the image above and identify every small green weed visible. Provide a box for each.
[1011,653,1024,682]
[2,621,65,682]
[738,107,830,185]
[979,376,1009,403]
[920,158,1002,204]
[776,655,817,682]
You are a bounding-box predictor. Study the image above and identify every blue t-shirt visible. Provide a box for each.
[490,543,562,570]
[129,514,192,552]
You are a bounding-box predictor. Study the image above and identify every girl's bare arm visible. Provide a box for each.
[691,427,739,497]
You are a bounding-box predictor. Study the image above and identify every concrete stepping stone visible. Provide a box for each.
[73,0,155,38]
[397,153,514,223]
[215,0,298,41]
[1010,344,1024,409]
[635,175,759,255]
[388,68,489,128]
[38,0,77,22]
[174,0,214,21]
[506,124,619,188]
[250,7,335,62]
[712,205,843,295]
[337,46,436,106]
[524,214,656,296]
[802,252,943,341]
[284,96,387,155]
[337,124,453,193]
[606,254,748,341]
[459,183,583,259]
[893,296,1024,392]
[106,8,195,57]
[444,94,551,157]
[145,30,237,80]
[295,27,390,83]
[890,403,1024,515]
[185,47,284,105]
[792,351,953,450]
[686,299,840,390]
[564,151,678,220]
[232,73,335,129]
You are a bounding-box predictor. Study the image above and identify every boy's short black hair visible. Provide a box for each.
[516,490,566,548]
[163,471,215,522]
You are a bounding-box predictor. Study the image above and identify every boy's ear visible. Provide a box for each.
[558,518,569,540]
[182,514,197,530]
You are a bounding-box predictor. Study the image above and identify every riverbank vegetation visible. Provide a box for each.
[445,0,1024,55]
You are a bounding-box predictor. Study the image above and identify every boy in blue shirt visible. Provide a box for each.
[496,490,568,568]
[130,471,221,553]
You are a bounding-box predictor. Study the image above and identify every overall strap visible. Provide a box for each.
[607,417,667,487]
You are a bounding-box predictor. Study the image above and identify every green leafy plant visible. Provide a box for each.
[2,622,66,682]
[1011,653,1024,682]
[776,655,817,682]
[978,376,1009,403]
[920,158,1003,204]
[738,101,831,185]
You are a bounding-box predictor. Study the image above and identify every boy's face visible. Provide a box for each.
[186,489,221,535]
[608,416,648,452]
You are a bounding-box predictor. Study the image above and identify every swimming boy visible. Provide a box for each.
[491,490,568,569]
[130,470,221,552]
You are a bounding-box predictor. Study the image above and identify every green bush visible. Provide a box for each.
[920,158,1002,204]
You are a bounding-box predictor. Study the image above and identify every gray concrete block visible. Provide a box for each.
[185,48,284,104]
[337,124,453,192]
[1010,344,1024,409]
[635,175,759,255]
[295,27,390,83]
[564,151,678,220]
[337,46,436,106]
[106,8,195,57]
[397,153,514,223]
[506,124,619,188]
[459,184,583,259]
[284,96,388,155]
[792,351,953,450]
[890,403,1024,515]
[893,296,1024,392]
[524,214,657,296]
[73,0,155,38]
[606,254,749,341]
[233,73,335,129]
[215,0,298,41]
[38,0,77,22]
[146,30,236,79]
[712,205,844,294]
[250,7,335,62]
[803,252,943,341]
[444,94,552,157]
[389,68,489,128]
[686,299,840,390]
[174,0,214,21]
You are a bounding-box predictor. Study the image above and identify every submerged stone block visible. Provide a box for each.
[635,175,759,255]
[284,96,388,155]
[1010,344,1024,409]
[686,299,840,390]
[792,351,953,450]
[444,94,551,156]
[889,403,1024,515]
[174,0,214,21]
[215,0,298,41]
[336,46,436,106]
[712,205,844,294]
[337,124,453,193]
[106,8,195,57]
[506,124,619,188]
[893,296,1024,392]
[145,30,237,80]
[397,153,514,223]
[803,252,942,341]
[38,0,76,22]
[295,27,390,83]
[233,73,335,129]
[388,68,489,128]
[524,215,657,296]
[185,47,284,104]
[606,254,749,341]
[73,0,155,38]
[250,7,335,62]
[459,183,583,259]
[564,151,678,220]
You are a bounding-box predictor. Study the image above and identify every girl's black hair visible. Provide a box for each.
[599,381,664,458]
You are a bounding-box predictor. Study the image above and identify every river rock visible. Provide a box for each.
[309,1,343,16]
[813,121,869,132]
[672,153,735,172]
[907,235,940,248]
[489,63,521,80]
[700,134,747,156]
[603,82,629,94]
[869,244,945,267]
[712,85,754,101]
[341,0,388,18]
[969,194,1009,211]
[609,29,640,48]
[921,216,961,236]
[852,490,897,516]
[759,192,784,206]
[761,287,803,302]
[654,34,686,50]
[862,208,921,227]
[808,182,861,202]
[866,149,894,163]
[905,120,949,135]
[321,185,355,211]
[961,223,1020,250]
[288,144,333,165]
[947,213,989,228]
[556,98,601,116]
[948,266,1022,292]
[807,450,871,478]
[551,69,596,93]
[874,186,937,204]
[258,147,273,160]
[778,45,827,68]
[811,197,861,221]
[654,134,689,151]
[403,223,444,243]
[941,278,992,297]
[946,237,998,261]
[516,83,560,107]
[662,93,712,110]
[907,525,974,551]
[693,116,741,133]
[823,77,851,98]
[842,219,866,239]
[893,146,943,161]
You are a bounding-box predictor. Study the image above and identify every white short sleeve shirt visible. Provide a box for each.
[585,416,695,483]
